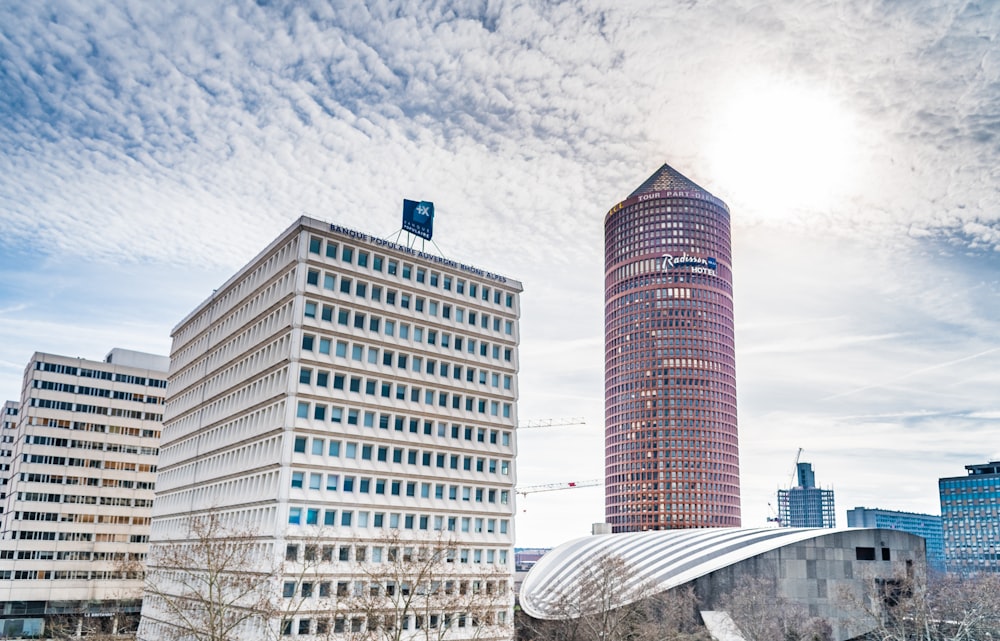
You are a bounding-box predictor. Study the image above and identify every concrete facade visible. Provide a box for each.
[139,216,522,640]
[0,349,168,637]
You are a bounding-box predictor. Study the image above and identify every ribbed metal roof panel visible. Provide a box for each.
[520,527,855,619]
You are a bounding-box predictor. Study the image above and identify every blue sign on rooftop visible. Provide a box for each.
[402,199,434,240]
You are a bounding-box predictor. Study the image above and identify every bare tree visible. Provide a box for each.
[139,515,357,641]
[343,532,512,641]
[716,575,830,641]
[137,513,283,641]
[517,552,709,641]
[843,571,1000,641]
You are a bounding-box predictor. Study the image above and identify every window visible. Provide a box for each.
[288,508,302,525]
[325,242,337,259]
[307,269,319,286]
[299,368,312,384]
[342,247,353,263]
[291,472,304,488]
[357,251,369,267]
[302,335,314,351]
[312,439,324,455]
[304,302,317,318]
[293,437,307,453]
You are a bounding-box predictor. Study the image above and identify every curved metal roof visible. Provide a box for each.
[519,527,854,619]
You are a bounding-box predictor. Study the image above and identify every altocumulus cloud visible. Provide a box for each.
[2,0,1000,543]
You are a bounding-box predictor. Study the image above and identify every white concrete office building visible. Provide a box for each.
[139,216,521,639]
[0,349,168,637]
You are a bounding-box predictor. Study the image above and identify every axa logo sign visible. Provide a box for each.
[662,253,717,274]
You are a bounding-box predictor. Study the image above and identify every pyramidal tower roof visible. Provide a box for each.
[628,163,712,199]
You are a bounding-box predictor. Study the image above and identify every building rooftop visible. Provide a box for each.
[628,163,713,198]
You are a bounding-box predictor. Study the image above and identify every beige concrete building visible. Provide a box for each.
[0,348,168,637]
[139,216,522,640]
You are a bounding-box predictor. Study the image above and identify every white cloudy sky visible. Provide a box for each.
[2,0,1000,547]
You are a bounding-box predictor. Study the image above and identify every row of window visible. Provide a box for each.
[287,506,510,536]
[0,549,143,561]
[14,530,149,542]
[0,570,142,580]
[302,326,513,364]
[31,380,165,404]
[303,279,515,337]
[28,399,163,422]
[291,469,510,501]
[15,492,153,507]
[27,416,160,439]
[280,610,505,637]
[21,454,156,473]
[292,435,510,469]
[19,472,155,490]
[25,435,158,456]
[281,576,505,600]
[308,236,515,308]
[295,391,512,428]
[285,542,509,566]
[33,362,168,388]
[13,511,151,525]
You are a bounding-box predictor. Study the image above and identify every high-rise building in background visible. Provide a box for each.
[847,506,944,573]
[777,462,835,528]
[0,349,167,637]
[604,164,739,531]
[140,216,521,639]
[939,461,1000,574]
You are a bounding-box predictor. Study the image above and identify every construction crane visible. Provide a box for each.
[516,479,601,497]
[517,417,586,429]
[768,448,805,526]
[788,447,804,488]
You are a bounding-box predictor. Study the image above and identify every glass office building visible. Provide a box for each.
[939,461,1000,575]
[847,506,944,573]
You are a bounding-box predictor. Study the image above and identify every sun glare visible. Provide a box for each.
[707,79,858,218]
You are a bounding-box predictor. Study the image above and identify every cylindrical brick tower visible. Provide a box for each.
[604,164,740,531]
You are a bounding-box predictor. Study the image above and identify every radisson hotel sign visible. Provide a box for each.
[662,252,717,275]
